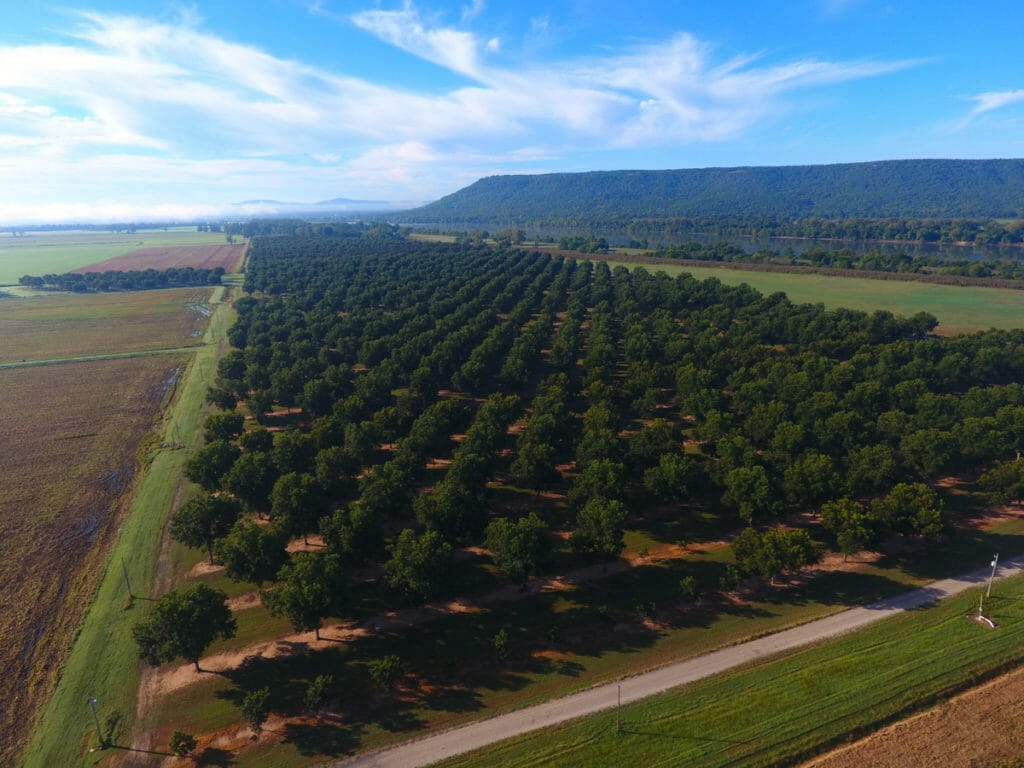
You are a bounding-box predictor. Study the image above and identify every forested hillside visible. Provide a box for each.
[399,159,1024,223]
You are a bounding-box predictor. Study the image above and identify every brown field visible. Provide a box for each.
[70,243,246,273]
[0,355,186,763]
[0,288,212,363]
[802,665,1024,768]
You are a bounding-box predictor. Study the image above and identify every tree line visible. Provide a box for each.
[19,267,225,292]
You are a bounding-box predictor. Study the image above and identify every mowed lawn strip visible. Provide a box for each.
[20,289,236,768]
[437,573,1024,768]
[0,287,213,363]
[0,355,187,765]
[605,260,1024,333]
[0,228,227,284]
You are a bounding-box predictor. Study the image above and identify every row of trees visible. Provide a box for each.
[19,267,225,292]
[641,240,1024,282]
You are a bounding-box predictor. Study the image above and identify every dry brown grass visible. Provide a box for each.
[801,665,1024,768]
[0,355,185,762]
[0,288,211,363]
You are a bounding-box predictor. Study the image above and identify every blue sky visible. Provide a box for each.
[1,0,1023,223]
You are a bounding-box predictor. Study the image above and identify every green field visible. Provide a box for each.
[0,228,227,284]
[607,260,1024,333]
[0,287,213,363]
[440,572,1024,768]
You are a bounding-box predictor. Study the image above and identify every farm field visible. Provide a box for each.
[606,259,1024,334]
[0,287,213,363]
[22,285,237,768]
[437,571,1024,768]
[0,228,227,284]
[70,242,246,273]
[802,663,1024,768]
[0,355,187,764]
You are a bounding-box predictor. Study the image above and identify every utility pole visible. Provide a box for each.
[987,553,999,598]
[88,696,104,750]
[121,555,133,599]
[616,684,621,735]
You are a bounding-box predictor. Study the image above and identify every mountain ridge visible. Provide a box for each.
[396,159,1024,222]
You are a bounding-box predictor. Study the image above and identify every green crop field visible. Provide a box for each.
[607,260,1024,334]
[0,287,213,363]
[0,228,227,284]
[440,572,1024,768]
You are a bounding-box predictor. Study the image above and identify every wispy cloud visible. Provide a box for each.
[351,3,489,81]
[461,0,486,23]
[947,88,1024,131]
[0,3,922,223]
[968,89,1024,118]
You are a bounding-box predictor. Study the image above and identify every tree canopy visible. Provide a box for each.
[132,583,236,672]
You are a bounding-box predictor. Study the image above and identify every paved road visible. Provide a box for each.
[335,554,1024,768]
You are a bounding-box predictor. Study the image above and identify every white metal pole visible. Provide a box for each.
[987,553,999,598]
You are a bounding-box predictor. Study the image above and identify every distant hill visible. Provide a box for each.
[398,159,1024,223]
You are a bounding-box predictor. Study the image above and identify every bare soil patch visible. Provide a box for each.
[0,355,187,764]
[70,243,246,273]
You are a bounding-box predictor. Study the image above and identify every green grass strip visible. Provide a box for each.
[441,574,1024,768]
[21,291,235,767]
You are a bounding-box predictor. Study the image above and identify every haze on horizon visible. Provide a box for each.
[2,0,1023,225]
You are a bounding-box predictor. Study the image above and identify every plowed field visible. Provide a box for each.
[0,356,185,764]
[71,243,245,273]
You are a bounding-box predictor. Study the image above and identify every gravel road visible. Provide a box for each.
[335,554,1024,768]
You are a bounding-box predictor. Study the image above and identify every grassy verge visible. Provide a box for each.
[439,571,1024,768]
[20,289,235,767]
[604,260,1024,333]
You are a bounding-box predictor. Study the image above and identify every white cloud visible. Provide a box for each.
[350,4,488,81]
[0,4,923,223]
[462,0,486,23]
[968,89,1024,117]
[947,89,1024,132]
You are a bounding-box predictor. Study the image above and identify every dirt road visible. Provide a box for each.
[335,554,1024,768]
